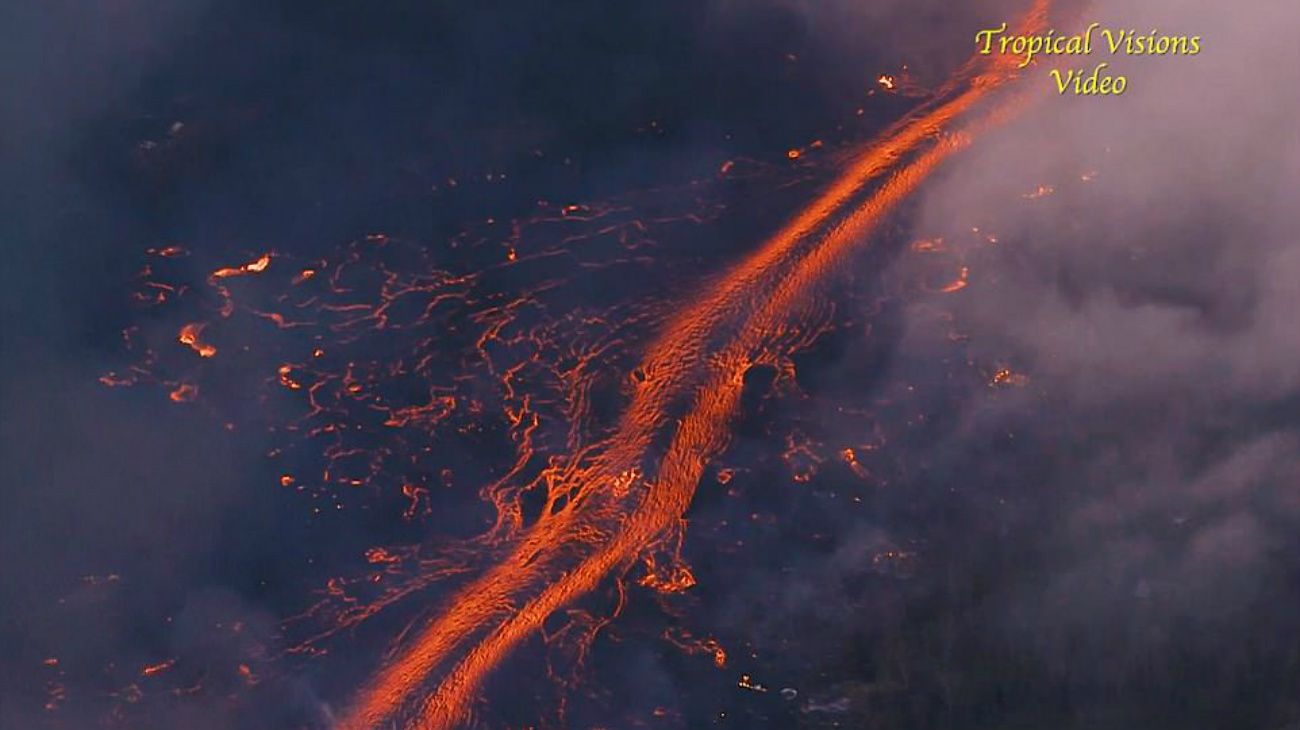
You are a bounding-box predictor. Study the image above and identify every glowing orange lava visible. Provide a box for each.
[211,253,271,279]
[177,322,217,358]
[337,2,1049,727]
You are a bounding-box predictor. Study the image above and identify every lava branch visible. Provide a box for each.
[338,3,1048,728]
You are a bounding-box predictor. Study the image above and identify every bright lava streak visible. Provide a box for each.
[340,2,1048,727]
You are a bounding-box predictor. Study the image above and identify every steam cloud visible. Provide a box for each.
[878,0,1300,724]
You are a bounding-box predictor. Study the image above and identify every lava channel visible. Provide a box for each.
[339,2,1049,727]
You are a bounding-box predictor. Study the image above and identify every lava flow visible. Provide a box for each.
[339,3,1049,727]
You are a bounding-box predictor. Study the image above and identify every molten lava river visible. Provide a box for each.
[88,3,1069,727]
